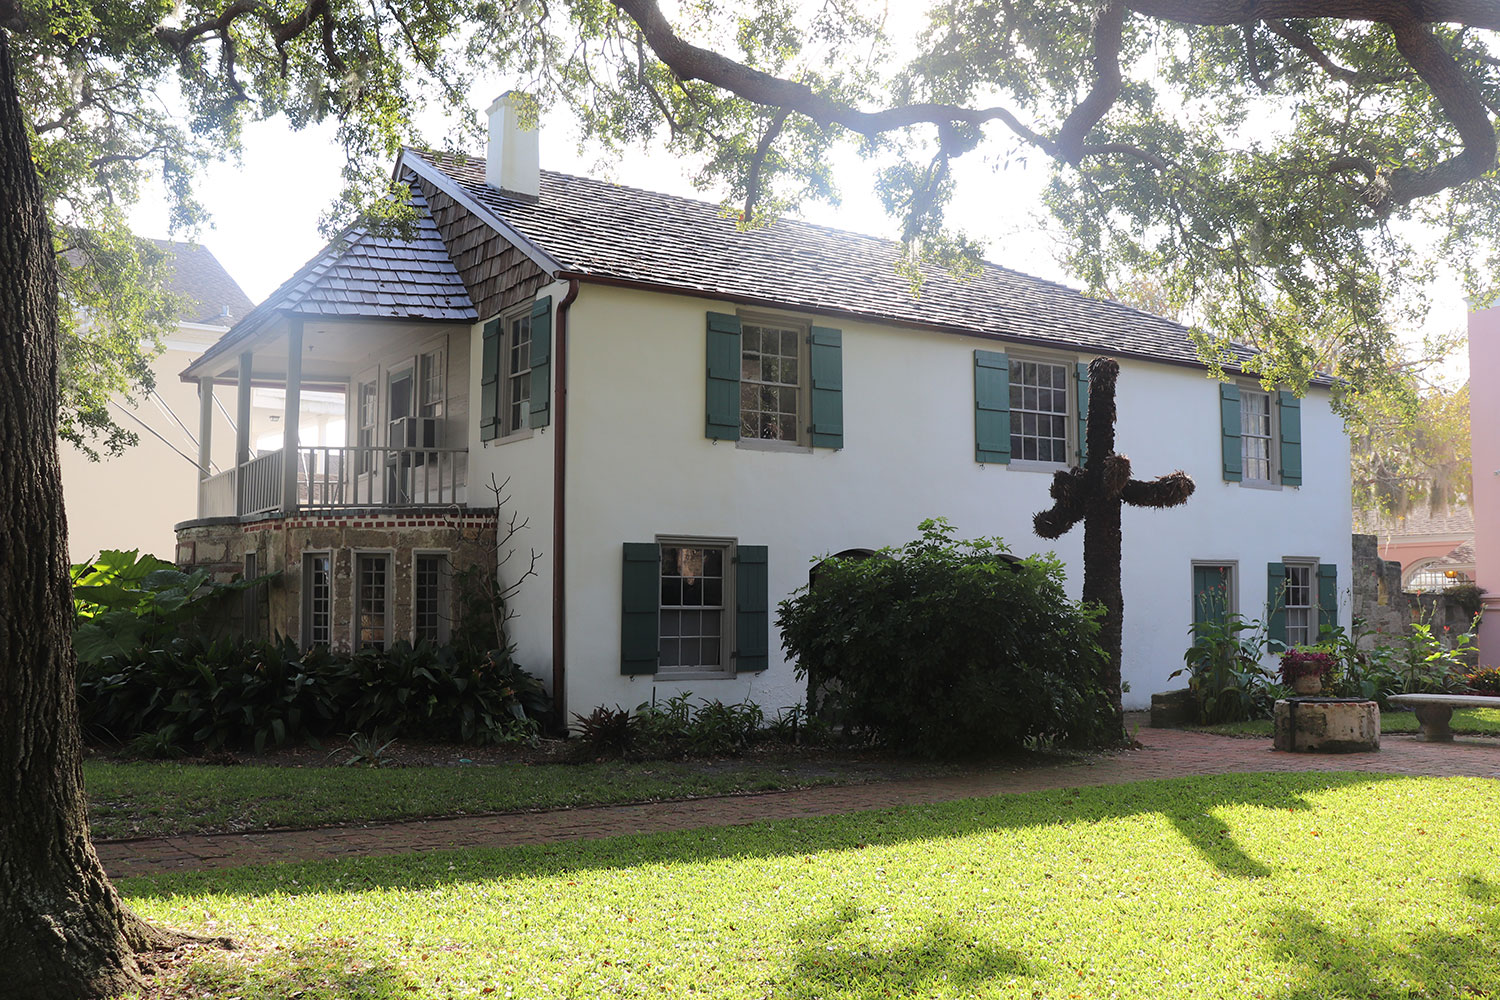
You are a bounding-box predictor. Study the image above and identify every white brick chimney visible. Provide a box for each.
[485,91,540,199]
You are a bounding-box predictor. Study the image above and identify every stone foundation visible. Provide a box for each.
[175,508,498,648]
[1273,698,1380,753]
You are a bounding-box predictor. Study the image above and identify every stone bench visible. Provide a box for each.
[1386,693,1500,742]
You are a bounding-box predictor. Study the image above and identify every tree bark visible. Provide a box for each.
[0,29,168,1000]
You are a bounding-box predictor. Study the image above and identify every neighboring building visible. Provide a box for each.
[60,241,265,563]
[1354,505,1475,590]
[173,94,1353,718]
[1468,308,1500,659]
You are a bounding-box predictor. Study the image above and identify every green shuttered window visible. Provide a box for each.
[973,349,1011,464]
[480,295,551,440]
[1221,383,1304,486]
[1267,561,1336,647]
[705,311,843,449]
[619,540,770,676]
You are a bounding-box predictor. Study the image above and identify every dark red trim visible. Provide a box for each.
[552,279,580,732]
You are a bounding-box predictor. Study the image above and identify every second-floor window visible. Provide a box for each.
[1241,388,1275,483]
[740,321,803,443]
[1009,358,1071,463]
[505,312,532,434]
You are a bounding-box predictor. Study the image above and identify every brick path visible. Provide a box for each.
[96,726,1500,879]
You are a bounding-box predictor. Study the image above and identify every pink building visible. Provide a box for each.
[1469,307,1500,662]
[1355,505,1474,590]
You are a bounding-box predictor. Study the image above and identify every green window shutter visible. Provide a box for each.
[529,296,553,429]
[808,326,843,449]
[1317,564,1338,639]
[1192,565,1232,631]
[735,545,769,673]
[621,543,661,675]
[480,318,501,442]
[1075,361,1090,466]
[1220,383,1242,482]
[706,312,742,441]
[974,350,1011,464]
[1266,562,1288,648]
[1278,391,1302,487]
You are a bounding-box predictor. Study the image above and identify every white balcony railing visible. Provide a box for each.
[195,445,468,518]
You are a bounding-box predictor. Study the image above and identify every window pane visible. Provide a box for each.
[659,638,680,667]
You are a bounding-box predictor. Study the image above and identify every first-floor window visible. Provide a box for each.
[302,552,331,647]
[414,553,450,644]
[1282,562,1315,647]
[659,541,728,676]
[356,553,391,650]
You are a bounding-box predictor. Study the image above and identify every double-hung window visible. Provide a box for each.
[1240,388,1275,483]
[356,382,378,474]
[1281,562,1315,647]
[504,312,532,435]
[658,541,729,676]
[1009,358,1072,464]
[419,347,445,421]
[740,321,804,443]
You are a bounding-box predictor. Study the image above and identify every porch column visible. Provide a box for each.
[281,319,304,513]
[235,350,253,469]
[196,377,214,477]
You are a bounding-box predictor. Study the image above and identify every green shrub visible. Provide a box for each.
[777,520,1114,757]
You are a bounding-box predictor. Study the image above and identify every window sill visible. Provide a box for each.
[735,437,812,454]
[650,670,738,682]
[1238,478,1282,492]
[1006,459,1072,474]
[485,428,536,448]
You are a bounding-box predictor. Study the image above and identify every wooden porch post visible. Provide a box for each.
[235,351,252,469]
[196,376,214,478]
[281,319,303,514]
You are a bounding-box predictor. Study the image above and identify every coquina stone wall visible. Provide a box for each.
[176,508,498,648]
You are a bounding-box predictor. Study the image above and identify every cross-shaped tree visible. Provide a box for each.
[1034,357,1195,736]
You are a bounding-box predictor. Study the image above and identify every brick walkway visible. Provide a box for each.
[96,727,1500,879]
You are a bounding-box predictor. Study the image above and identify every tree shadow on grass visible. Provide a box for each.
[779,905,1033,1000]
[136,943,423,1000]
[1262,873,1500,999]
[121,771,1392,901]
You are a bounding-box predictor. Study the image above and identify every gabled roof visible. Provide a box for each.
[1355,504,1475,539]
[147,239,255,325]
[407,148,1262,375]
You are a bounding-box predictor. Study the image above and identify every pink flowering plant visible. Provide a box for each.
[1279,648,1336,685]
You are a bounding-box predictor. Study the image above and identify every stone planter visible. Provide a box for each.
[1291,674,1323,696]
[1273,698,1380,752]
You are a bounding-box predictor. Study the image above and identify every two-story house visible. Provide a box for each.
[174,93,1352,721]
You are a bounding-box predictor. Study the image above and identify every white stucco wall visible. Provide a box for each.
[539,284,1351,716]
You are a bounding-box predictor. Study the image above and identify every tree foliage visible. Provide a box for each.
[468,0,1500,397]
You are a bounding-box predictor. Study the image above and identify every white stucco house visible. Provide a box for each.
[173,95,1352,721]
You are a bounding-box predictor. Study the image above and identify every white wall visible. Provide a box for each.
[551,285,1351,715]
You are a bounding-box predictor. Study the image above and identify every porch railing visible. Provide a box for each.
[195,446,468,518]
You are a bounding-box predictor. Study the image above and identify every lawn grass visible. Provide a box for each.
[1188,706,1500,737]
[84,759,855,840]
[116,772,1500,999]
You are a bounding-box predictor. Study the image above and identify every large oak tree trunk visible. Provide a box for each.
[0,29,168,1000]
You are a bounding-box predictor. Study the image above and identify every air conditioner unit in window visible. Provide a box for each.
[387,416,441,465]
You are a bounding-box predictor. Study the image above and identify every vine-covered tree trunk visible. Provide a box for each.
[0,29,168,999]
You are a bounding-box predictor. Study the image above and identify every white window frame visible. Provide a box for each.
[418,340,446,421]
[1281,558,1319,648]
[354,370,380,476]
[353,549,395,651]
[737,312,811,452]
[1239,384,1279,489]
[1007,351,1076,470]
[412,549,452,645]
[301,550,333,649]
[496,306,534,440]
[655,535,737,681]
